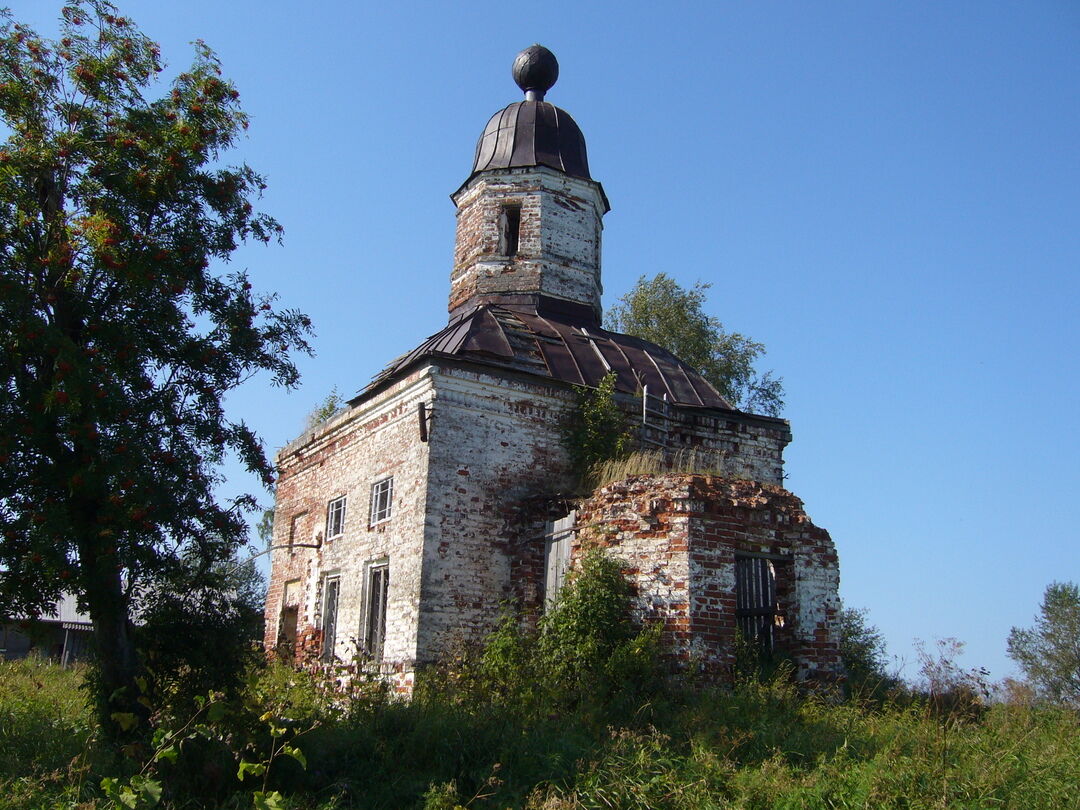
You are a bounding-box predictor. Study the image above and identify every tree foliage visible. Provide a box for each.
[606,273,784,416]
[564,371,631,486]
[836,603,890,691]
[1008,582,1080,707]
[304,385,344,430]
[135,550,265,716]
[0,1,310,735]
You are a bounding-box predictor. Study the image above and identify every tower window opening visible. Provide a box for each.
[499,203,521,257]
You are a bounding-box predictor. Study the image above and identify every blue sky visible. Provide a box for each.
[15,1,1079,681]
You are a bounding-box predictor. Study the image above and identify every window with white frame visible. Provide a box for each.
[325,496,346,539]
[369,477,393,525]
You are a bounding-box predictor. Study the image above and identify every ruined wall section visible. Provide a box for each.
[572,477,695,659]
[576,474,841,682]
[417,362,578,661]
[264,370,434,684]
[449,168,606,315]
[637,405,791,487]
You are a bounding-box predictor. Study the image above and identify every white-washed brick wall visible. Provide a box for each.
[264,370,434,676]
[415,363,577,659]
[449,167,606,314]
[638,408,790,486]
[576,475,842,682]
[793,530,843,679]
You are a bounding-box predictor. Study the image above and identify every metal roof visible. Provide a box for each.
[361,300,735,411]
[470,100,591,182]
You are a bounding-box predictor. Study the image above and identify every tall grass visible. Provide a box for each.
[0,655,95,809]
[2,655,1079,808]
[589,448,742,490]
[3,565,1079,810]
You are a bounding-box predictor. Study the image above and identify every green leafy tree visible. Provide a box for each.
[565,371,631,484]
[1008,582,1080,706]
[136,549,265,715]
[304,385,344,430]
[0,1,311,736]
[836,603,890,691]
[256,506,275,547]
[606,273,784,416]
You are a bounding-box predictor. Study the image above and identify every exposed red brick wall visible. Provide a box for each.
[573,474,842,683]
[449,168,605,316]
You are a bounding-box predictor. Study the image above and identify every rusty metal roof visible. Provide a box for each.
[361,300,735,410]
[470,100,591,181]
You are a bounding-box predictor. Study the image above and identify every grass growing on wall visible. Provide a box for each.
[589,447,745,489]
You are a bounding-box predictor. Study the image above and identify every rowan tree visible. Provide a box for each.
[606,273,784,416]
[0,1,311,736]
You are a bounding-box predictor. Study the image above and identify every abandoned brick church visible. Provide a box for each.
[263,46,842,690]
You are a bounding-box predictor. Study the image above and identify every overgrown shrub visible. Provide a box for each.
[420,548,664,718]
[565,372,632,488]
[135,554,266,717]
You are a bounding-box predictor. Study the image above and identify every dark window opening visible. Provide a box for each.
[499,204,521,257]
[320,576,340,662]
[277,605,298,659]
[365,564,389,661]
[735,556,779,651]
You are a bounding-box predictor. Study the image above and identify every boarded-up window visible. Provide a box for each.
[320,575,340,662]
[277,579,301,656]
[735,556,778,650]
[365,564,389,661]
[544,511,575,609]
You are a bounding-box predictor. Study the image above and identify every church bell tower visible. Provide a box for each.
[449,46,610,327]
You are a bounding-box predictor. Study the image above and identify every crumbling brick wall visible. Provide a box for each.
[266,360,817,687]
[263,369,434,672]
[415,362,578,660]
[574,474,841,682]
[637,410,791,486]
[450,168,606,316]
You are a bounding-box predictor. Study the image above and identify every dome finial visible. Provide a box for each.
[512,45,558,101]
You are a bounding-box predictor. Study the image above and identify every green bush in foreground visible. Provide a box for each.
[3,657,1080,808]
[3,557,1080,808]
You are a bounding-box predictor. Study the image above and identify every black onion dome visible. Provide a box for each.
[467,46,591,182]
[471,100,591,180]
